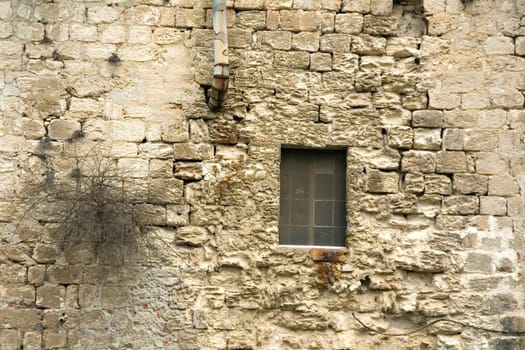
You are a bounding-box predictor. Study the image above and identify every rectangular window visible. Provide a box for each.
[279,148,347,247]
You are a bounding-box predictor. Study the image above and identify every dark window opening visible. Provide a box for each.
[279,148,347,247]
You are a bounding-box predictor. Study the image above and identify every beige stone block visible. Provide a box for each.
[442,128,464,150]
[366,169,399,193]
[139,143,173,159]
[118,45,158,61]
[321,12,335,33]
[310,52,332,71]
[167,204,190,226]
[333,52,359,73]
[258,31,292,50]
[488,175,520,196]
[70,23,98,42]
[0,22,12,39]
[401,93,428,110]
[461,92,490,109]
[453,174,487,195]
[128,26,152,44]
[352,34,386,55]
[43,331,67,348]
[507,196,524,217]
[371,0,392,15]
[266,10,279,30]
[87,6,121,24]
[173,143,214,160]
[387,126,413,148]
[428,92,461,110]
[23,331,42,350]
[401,150,436,173]
[480,196,507,216]
[412,110,445,128]
[135,203,166,225]
[498,130,521,153]
[100,25,126,43]
[236,10,266,29]
[436,151,467,173]
[476,152,509,175]
[175,8,205,27]
[149,178,184,204]
[111,120,145,142]
[292,32,320,52]
[0,329,21,350]
[360,56,394,71]
[442,195,479,215]
[425,174,451,195]
[363,15,397,36]
[100,287,127,308]
[33,243,59,264]
[0,285,35,307]
[48,120,81,141]
[36,284,65,309]
[280,10,322,31]
[229,28,252,48]
[464,252,493,273]
[335,13,363,34]
[489,87,524,109]
[516,36,525,55]
[0,265,26,283]
[509,110,525,130]
[463,129,498,151]
[355,71,381,92]
[484,36,514,55]
[477,109,507,128]
[0,2,13,19]
[404,173,424,193]
[235,0,265,9]
[47,265,82,284]
[274,50,310,69]
[414,128,441,150]
[342,0,370,12]
[28,265,46,286]
[320,33,351,52]
[0,309,40,329]
[117,158,149,178]
[176,226,210,246]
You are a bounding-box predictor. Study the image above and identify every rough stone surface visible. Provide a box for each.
[0,0,523,349]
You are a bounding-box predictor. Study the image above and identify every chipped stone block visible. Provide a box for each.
[173,143,214,161]
[310,52,332,71]
[149,178,184,204]
[363,15,397,36]
[355,71,381,92]
[176,226,210,246]
[461,92,490,109]
[425,174,452,195]
[402,150,436,173]
[280,10,322,31]
[489,87,524,109]
[320,33,351,52]
[413,128,441,150]
[412,110,445,128]
[453,174,487,195]
[174,162,203,180]
[387,126,413,148]
[48,119,81,141]
[47,265,82,284]
[428,92,461,110]
[507,196,524,217]
[175,8,205,28]
[28,265,46,286]
[342,0,370,13]
[258,30,292,50]
[442,128,464,150]
[480,196,507,216]
[436,151,467,173]
[292,32,320,52]
[367,169,399,193]
[36,284,65,309]
[442,195,479,215]
[167,205,190,226]
[404,173,424,193]
[335,13,363,34]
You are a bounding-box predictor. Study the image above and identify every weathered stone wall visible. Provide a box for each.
[0,0,524,348]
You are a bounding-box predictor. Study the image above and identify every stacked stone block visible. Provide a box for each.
[0,0,524,349]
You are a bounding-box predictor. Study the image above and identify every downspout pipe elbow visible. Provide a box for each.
[208,0,229,111]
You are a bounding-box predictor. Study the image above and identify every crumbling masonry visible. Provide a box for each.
[0,0,524,349]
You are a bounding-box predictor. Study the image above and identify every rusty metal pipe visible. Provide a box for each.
[208,0,229,111]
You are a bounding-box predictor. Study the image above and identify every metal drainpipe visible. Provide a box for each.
[208,0,229,111]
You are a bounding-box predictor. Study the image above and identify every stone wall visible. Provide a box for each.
[0,0,524,349]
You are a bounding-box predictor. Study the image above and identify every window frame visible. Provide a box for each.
[278,147,348,248]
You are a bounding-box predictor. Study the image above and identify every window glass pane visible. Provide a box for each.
[290,199,309,225]
[314,200,333,226]
[314,227,334,246]
[290,175,310,199]
[334,200,346,226]
[314,174,334,199]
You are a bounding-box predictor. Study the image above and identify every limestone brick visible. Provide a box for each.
[342,0,370,13]
[87,6,121,24]
[36,284,65,309]
[453,174,488,195]
[463,129,498,151]
[387,126,413,149]
[175,8,205,28]
[413,128,441,150]
[320,33,351,52]
[258,31,292,50]
[436,151,467,173]
[425,174,452,195]
[363,15,397,36]
[401,150,436,173]
[476,152,509,175]
[280,10,322,32]
[516,36,525,56]
[310,52,332,71]
[483,36,514,55]
[366,169,399,193]
[292,32,320,52]
[335,13,364,34]
[442,195,479,215]
[412,110,445,128]
[480,196,507,216]
[488,175,520,196]
[351,34,386,55]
